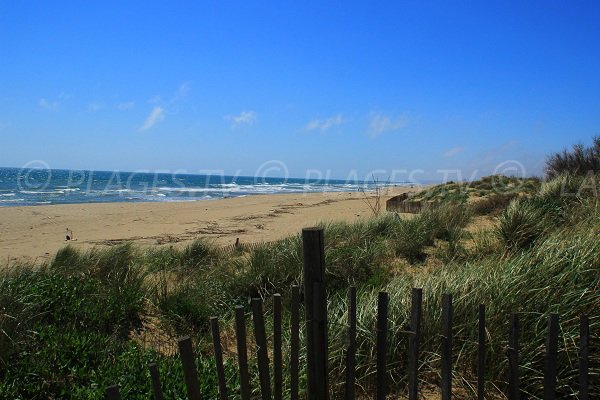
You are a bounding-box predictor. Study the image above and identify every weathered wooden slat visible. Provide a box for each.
[441,293,453,400]
[302,227,328,400]
[477,304,485,400]
[273,294,283,400]
[345,286,357,400]
[543,313,559,400]
[508,314,520,400]
[313,282,329,400]
[178,336,202,400]
[211,317,229,400]
[376,291,389,400]
[252,298,272,400]
[579,314,589,400]
[290,286,300,400]
[235,306,251,400]
[105,385,121,400]
[149,362,164,400]
[408,288,422,400]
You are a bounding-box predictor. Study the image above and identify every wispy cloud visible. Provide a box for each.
[39,98,59,111]
[88,102,105,112]
[226,111,257,127]
[368,112,409,137]
[305,114,345,132]
[444,146,465,157]
[117,101,135,110]
[137,82,190,131]
[171,81,190,103]
[140,106,165,131]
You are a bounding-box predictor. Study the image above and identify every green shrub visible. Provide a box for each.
[158,284,213,333]
[180,238,221,270]
[496,198,548,251]
[227,236,303,300]
[420,202,472,241]
[471,193,517,215]
[392,217,431,261]
[545,136,600,178]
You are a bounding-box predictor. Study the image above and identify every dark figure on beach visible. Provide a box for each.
[65,228,74,241]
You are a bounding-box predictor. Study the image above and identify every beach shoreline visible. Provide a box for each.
[0,186,422,264]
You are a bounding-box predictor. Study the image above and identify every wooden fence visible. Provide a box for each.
[105,227,592,400]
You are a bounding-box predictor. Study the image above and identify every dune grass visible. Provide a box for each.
[0,174,598,399]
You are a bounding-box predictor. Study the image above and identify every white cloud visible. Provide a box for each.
[140,106,165,131]
[368,112,409,137]
[174,81,190,100]
[39,98,59,111]
[226,111,257,127]
[117,101,135,110]
[444,146,465,157]
[305,114,345,132]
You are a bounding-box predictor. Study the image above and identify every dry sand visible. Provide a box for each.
[0,186,421,264]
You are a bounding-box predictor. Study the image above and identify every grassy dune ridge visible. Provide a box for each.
[0,173,598,398]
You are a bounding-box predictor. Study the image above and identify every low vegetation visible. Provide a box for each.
[1,149,599,398]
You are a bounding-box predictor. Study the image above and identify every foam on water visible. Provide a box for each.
[0,167,412,207]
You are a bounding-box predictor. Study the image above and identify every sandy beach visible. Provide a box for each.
[0,186,420,264]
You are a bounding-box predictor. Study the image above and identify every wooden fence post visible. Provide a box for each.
[376,292,389,400]
[105,385,121,400]
[508,314,520,400]
[302,227,328,400]
[211,317,229,400]
[252,298,272,400]
[149,362,164,400]
[543,313,559,400]
[408,288,422,400]
[273,294,283,400]
[345,287,357,400]
[290,286,300,400]
[178,336,202,400]
[441,294,453,400]
[234,306,251,400]
[579,314,589,400]
[477,304,486,400]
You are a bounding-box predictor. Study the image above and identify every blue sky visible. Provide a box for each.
[1,1,599,181]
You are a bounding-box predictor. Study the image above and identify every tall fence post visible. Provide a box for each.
[477,304,486,400]
[376,292,389,400]
[302,227,328,400]
[178,336,202,400]
[579,314,589,400]
[211,317,229,400]
[149,362,164,400]
[345,287,357,400]
[252,298,272,400]
[290,286,301,400]
[543,313,559,400]
[105,385,121,400]
[273,294,283,400]
[508,314,520,400]
[441,294,453,400]
[408,288,422,400]
[234,306,251,400]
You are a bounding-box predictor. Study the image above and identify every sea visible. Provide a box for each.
[0,167,411,207]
